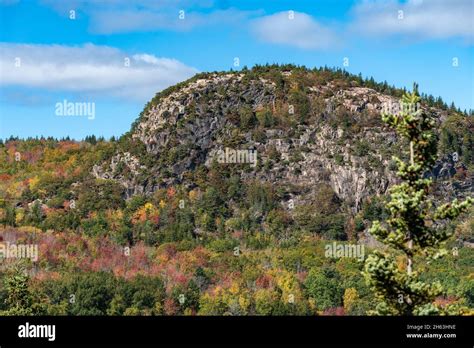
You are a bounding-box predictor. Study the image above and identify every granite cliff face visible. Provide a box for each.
[92,68,472,213]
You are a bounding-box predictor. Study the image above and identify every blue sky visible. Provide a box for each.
[0,0,473,140]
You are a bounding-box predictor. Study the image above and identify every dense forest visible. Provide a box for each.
[1,65,472,315]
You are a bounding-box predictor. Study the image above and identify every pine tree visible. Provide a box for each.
[1,264,41,315]
[363,84,473,315]
[27,200,44,227]
[4,204,16,227]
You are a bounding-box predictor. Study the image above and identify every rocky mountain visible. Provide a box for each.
[92,65,473,220]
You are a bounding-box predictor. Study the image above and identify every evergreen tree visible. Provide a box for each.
[1,264,44,315]
[28,200,44,226]
[363,84,473,315]
[84,135,97,145]
[4,204,16,227]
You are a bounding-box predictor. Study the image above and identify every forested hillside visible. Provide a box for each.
[1,65,472,315]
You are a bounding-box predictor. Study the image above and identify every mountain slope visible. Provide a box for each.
[92,65,473,217]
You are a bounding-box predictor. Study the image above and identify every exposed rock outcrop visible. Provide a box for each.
[92,70,472,211]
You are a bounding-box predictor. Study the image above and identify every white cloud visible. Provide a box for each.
[0,43,198,101]
[39,0,256,34]
[88,8,257,34]
[351,0,474,42]
[251,11,340,50]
